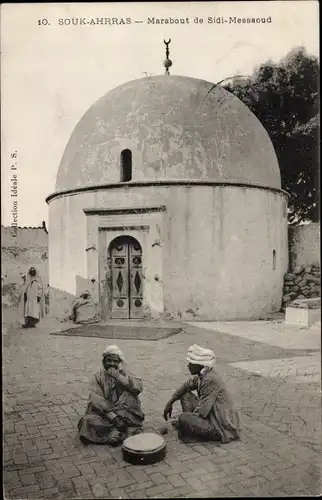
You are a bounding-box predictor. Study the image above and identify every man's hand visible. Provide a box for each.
[106,367,120,379]
[112,415,127,432]
[163,401,173,421]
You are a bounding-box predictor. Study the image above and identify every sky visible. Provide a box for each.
[1,1,319,227]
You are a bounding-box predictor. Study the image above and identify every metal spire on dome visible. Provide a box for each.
[163,39,172,75]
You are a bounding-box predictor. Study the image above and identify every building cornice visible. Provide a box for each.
[83,206,167,216]
[46,180,289,204]
[1,225,45,230]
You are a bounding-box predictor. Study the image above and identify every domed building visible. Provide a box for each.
[46,71,288,321]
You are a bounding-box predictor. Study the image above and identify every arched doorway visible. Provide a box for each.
[109,236,143,319]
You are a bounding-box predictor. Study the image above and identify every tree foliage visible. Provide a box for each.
[224,47,319,224]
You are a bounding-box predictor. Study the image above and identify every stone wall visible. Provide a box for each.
[289,223,320,271]
[282,264,320,311]
[1,226,49,307]
[282,223,320,311]
[1,226,48,248]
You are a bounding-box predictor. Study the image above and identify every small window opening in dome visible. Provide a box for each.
[120,149,132,182]
[273,249,276,271]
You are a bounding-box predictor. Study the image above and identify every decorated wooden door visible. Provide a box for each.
[110,237,143,319]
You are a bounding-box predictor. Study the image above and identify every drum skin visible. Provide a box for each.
[122,433,167,465]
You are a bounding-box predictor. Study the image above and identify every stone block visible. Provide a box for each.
[285,304,321,327]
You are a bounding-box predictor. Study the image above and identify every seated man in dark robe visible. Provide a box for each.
[70,290,100,324]
[163,344,240,443]
[78,345,145,446]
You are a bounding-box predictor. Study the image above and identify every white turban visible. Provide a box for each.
[102,345,124,360]
[187,344,215,368]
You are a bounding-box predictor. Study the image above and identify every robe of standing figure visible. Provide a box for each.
[19,271,45,327]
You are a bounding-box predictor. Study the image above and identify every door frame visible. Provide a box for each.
[84,206,166,321]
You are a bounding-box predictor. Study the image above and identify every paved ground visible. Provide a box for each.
[3,309,321,499]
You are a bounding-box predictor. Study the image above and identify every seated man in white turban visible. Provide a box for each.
[78,345,145,446]
[163,344,240,443]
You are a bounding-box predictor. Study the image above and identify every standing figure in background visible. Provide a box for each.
[20,267,44,328]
